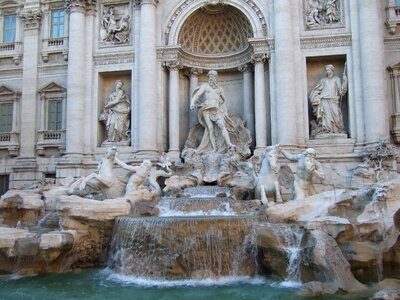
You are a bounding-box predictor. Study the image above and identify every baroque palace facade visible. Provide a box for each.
[0,0,400,191]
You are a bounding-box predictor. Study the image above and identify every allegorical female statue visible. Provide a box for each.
[99,80,131,144]
[309,64,347,137]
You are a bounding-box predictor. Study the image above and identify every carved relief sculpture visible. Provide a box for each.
[99,80,131,144]
[305,0,341,29]
[309,64,347,137]
[100,5,131,44]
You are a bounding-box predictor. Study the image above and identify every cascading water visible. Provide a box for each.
[108,216,258,280]
[280,226,304,286]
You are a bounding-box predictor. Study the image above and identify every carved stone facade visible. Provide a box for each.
[0,0,399,190]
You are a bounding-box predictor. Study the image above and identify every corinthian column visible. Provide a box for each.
[18,9,42,160]
[186,68,203,129]
[65,0,88,157]
[166,60,182,160]
[136,0,158,155]
[252,53,268,151]
[273,0,297,145]
[359,1,389,142]
[238,63,254,142]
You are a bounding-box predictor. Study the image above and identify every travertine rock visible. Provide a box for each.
[266,189,352,223]
[300,230,366,293]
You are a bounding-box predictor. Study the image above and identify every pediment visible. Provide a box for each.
[0,85,20,97]
[39,82,66,94]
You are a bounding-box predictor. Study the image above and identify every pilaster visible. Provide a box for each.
[14,8,42,185]
[359,0,390,143]
[273,0,298,146]
[136,0,159,155]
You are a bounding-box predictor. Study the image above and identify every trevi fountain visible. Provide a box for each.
[0,0,400,299]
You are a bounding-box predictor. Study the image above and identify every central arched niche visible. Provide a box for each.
[178,4,253,56]
[175,4,258,150]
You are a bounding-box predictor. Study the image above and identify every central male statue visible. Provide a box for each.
[190,70,235,154]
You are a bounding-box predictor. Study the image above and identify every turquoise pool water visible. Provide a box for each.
[0,269,371,300]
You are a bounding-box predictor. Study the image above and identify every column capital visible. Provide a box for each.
[140,0,159,6]
[19,9,42,30]
[251,53,269,63]
[238,63,254,73]
[66,0,97,14]
[164,60,182,70]
[184,67,203,77]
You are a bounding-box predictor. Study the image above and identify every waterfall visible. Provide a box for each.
[108,216,258,280]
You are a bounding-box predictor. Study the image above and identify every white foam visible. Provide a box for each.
[277,280,303,289]
[105,273,267,288]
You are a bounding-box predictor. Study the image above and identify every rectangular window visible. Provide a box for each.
[0,103,13,132]
[48,100,63,130]
[3,15,16,43]
[51,9,65,38]
[396,0,400,6]
[0,175,9,196]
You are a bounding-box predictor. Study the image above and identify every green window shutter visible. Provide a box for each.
[0,103,13,132]
[48,100,62,130]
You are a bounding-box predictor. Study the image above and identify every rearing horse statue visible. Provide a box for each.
[255,145,283,205]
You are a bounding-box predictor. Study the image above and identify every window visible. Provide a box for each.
[3,14,16,43]
[51,9,64,38]
[0,175,9,196]
[396,0,400,6]
[48,99,62,130]
[0,103,13,132]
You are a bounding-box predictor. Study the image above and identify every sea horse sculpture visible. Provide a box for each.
[255,145,282,205]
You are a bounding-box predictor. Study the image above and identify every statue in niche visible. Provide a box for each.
[190,70,235,154]
[309,64,347,137]
[100,6,130,44]
[99,80,131,144]
[281,148,325,200]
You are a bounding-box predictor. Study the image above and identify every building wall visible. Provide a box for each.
[0,0,399,189]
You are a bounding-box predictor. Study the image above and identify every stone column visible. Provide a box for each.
[13,8,42,186]
[359,0,389,142]
[389,66,400,143]
[136,0,158,155]
[186,68,203,129]
[84,4,96,153]
[132,1,141,150]
[65,0,87,158]
[273,0,297,145]
[239,63,254,142]
[252,53,268,152]
[166,60,182,160]
[18,9,42,160]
